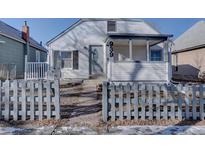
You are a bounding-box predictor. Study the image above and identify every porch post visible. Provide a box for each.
[24,55,27,80]
[49,47,54,68]
[164,40,171,82]
[103,43,107,75]
[146,40,150,61]
[129,39,133,60]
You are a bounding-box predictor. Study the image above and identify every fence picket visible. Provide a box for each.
[133,83,138,119]
[46,81,51,119]
[21,81,26,120]
[119,83,123,121]
[13,80,18,120]
[200,85,204,120]
[162,84,168,120]
[30,81,35,120]
[126,83,131,120]
[0,80,2,119]
[177,84,182,120]
[192,85,197,120]
[140,84,146,120]
[102,81,108,122]
[110,83,115,121]
[5,80,10,120]
[170,85,175,120]
[54,80,60,119]
[148,84,153,120]
[185,85,190,119]
[38,80,43,120]
[155,84,160,120]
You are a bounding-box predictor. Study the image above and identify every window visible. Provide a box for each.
[150,50,162,61]
[60,51,79,69]
[107,21,116,32]
[36,50,40,62]
[61,51,72,69]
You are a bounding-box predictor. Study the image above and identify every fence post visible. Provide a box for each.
[155,84,160,120]
[148,84,153,120]
[170,85,176,120]
[126,83,131,120]
[54,80,60,119]
[177,84,182,120]
[13,80,18,121]
[185,84,190,120]
[30,81,35,120]
[46,80,51,119]
[38,80,43,120]
[119,83,123,121]
[110,83,116,121]
[200,84,204,120]
[102,81,108,122]
[192,85,197,120]
[133,83,139,120]
[0,80,1,119]
[21,80,27,121]
[5,80,10,120]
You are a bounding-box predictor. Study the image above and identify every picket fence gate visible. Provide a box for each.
[102,81,205,122]
[0,79,60,121]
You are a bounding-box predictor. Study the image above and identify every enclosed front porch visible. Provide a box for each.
[106,34,173,82]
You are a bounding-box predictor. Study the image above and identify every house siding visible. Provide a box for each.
[172,48,205,79]
[109,62,168,81]
[28,47,47,62]
[48,19,160,79]
[0,35,47,79]
[0,35,25,78]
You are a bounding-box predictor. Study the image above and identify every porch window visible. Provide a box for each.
[60,51,79,69]
[36,50,40,62]
[107,21,116,32]
[150,50,162,61]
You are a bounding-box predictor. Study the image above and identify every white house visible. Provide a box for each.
[47,18,173,82]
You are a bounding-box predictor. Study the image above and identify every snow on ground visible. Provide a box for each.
[1,125,205,135]
[106,125,205,135]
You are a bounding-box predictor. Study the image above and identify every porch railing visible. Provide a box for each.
[25,62,49,80]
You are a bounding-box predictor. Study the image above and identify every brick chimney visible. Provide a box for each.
[22,21,29,42]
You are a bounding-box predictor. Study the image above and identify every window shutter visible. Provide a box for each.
[73,50,79,70]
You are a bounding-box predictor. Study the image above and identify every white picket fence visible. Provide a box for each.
[102,82,205,122]
[0,79,60,121]
[25,62,49,80]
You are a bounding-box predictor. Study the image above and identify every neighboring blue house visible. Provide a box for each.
[0,20,48,79]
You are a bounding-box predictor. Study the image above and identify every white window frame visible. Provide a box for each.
[60,51,73,69]
[150,49,162,61]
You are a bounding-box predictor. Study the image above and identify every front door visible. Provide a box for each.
[90,45,104,75]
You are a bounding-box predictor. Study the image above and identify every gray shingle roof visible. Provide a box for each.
[0,20,47,52]
[173,21,205,52]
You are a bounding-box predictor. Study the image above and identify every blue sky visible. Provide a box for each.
[0,18,204,45]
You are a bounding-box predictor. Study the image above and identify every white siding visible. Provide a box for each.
[109,62,168,82]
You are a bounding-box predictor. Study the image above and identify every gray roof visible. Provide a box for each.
[0,20,47,52]
[173,21,205,52]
